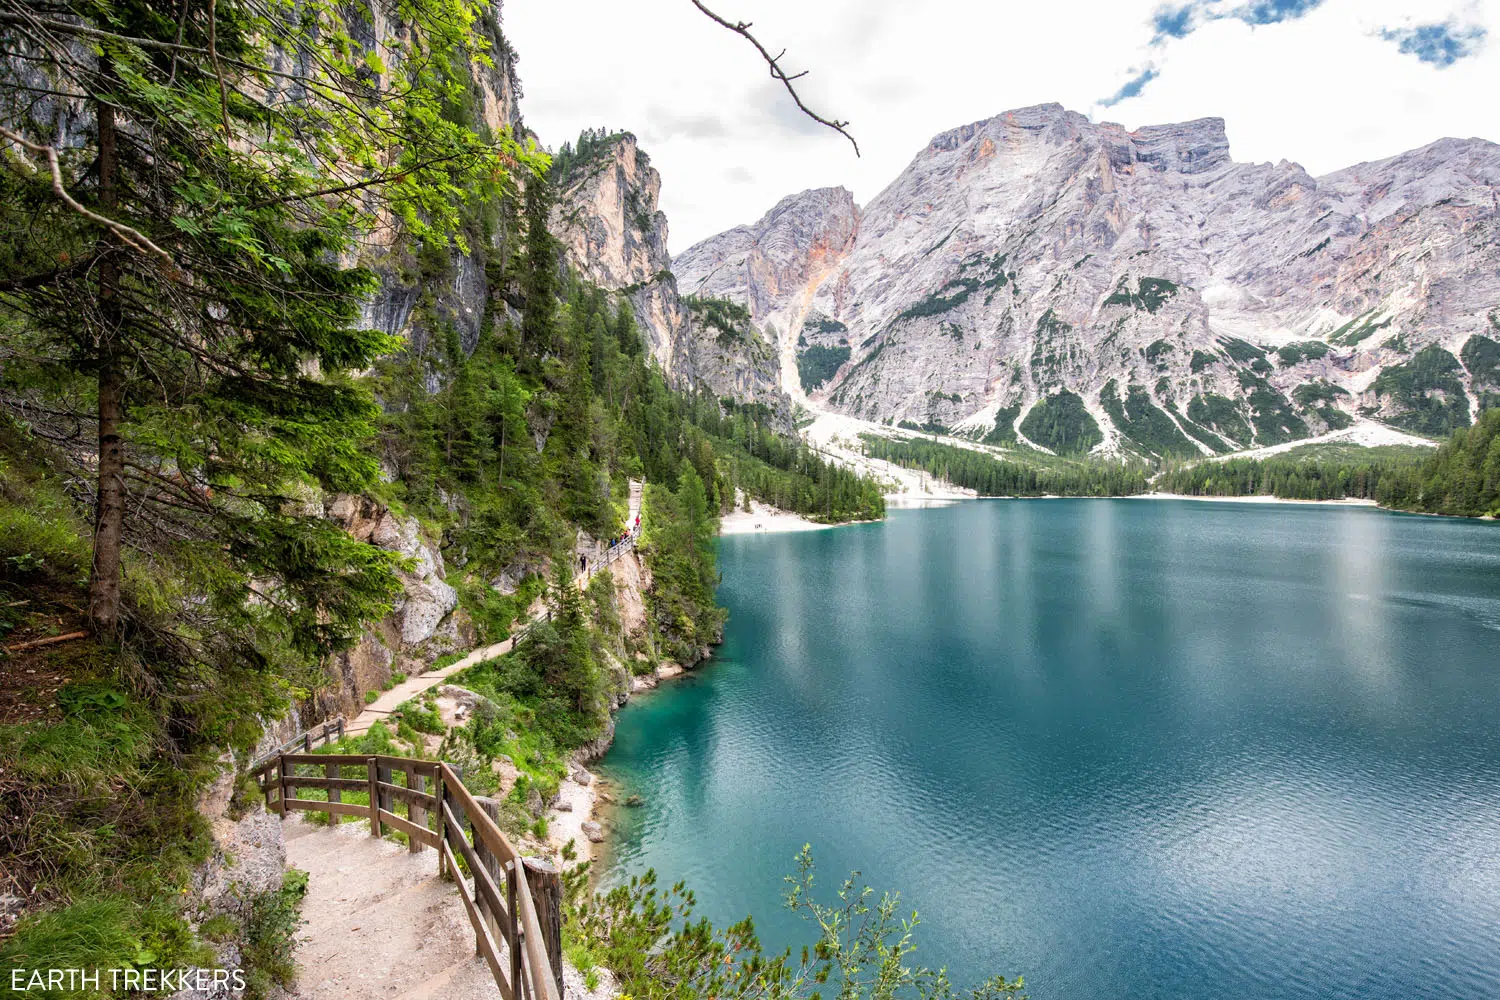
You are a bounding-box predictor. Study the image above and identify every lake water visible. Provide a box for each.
[597,500,1500,1000]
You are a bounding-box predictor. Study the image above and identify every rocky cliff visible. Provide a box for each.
[550,134,793,429]
[675,104,1500,454]
[358,9,522,358]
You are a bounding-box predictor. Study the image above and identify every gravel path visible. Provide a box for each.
[283,817,613,1000]
[346,483,644,738]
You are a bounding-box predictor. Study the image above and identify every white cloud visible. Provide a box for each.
[503,0,1500,251]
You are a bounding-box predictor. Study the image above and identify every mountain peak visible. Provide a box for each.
[1117,116,1232,174]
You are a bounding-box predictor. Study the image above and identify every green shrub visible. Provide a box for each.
[243,870,309,1000]
[397,699,446,735]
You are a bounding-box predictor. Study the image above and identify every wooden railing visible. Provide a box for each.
[253,752,564,1000]
[248,716,345,772]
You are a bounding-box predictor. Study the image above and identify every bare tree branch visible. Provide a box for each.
[0,126,175,263]
[689,0,859,156]
[207,0,231,138]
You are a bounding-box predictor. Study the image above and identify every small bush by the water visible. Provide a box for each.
[567,847,1026,1000]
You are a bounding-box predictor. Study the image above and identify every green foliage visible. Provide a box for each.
[1371,345,1471,438]
[894,255,1009,324]
[0,682,220,990]
[0,0,539,649]
[1293,382,1353,430]
[797,345,852,391]
[1234,372,1309,445]
[1157,444,1428,501]
[1277,341,1331,366]
[458,574,546,644]
[243,870,310,1000]
[1189,350,1218,374]
[1217,337,1266,363]
[981,404,1022,447]
[0,453,88,581]
[550,127,633,188]
[640,471,726,664]
[570,848,1025,1000]
[1377,409,1500,516]
[1100,382,1200,458]
[1104,276,1179,313]
[0,899,197,998]
[1187,393,1251,445]
[397,699,446,736]
[1018,391,1102,455]
[1461,334,1500,392]
[686,296,756,346]
[860,436,1148,497]
[1327,312,1392,347]
[802,315,849,338]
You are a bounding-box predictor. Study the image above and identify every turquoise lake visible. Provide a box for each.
[597,500,1500,1000]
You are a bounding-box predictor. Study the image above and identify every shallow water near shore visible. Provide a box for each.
[597,500,1500,1000]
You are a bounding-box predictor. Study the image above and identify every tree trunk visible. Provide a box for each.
[88,93,125,635]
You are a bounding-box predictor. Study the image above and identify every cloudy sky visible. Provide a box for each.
[505,0,1499,252]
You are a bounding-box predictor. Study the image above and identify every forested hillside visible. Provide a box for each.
[860,435,1151,497]
[0,0,885,989]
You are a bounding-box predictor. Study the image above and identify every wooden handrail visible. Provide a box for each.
[248,716,344,771]
[255,752,563,1000]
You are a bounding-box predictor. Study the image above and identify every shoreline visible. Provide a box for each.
[1130,492,1378,507]
[546,660,699,869]
[718,497,879,535]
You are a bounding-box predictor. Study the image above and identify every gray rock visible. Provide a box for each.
[581,821,605,844]
[676,103,1500,449]
[551,134,793,430]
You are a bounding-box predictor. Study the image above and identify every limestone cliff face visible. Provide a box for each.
[674,188,860,400]
[357,8,522,358]
[550,135,793,429]
[676,104,1500,452]
[312,495,474,722]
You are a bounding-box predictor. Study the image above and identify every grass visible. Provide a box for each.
[564,939,604,991]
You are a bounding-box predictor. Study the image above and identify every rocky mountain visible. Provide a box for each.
[674,104,1500,456]
[550,133,792,429]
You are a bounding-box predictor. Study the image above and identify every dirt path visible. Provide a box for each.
[345,483,644,739]
[283,817,608,1000]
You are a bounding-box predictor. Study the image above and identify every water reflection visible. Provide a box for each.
[605,501,1500,1000]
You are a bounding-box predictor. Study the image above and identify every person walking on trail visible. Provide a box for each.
[579,553,587,574]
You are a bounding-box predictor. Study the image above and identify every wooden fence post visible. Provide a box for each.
[474,798,504,951]
[506,860,523,1000]
[325,760,340,824]
[276,756,290,818]
[409,769,427,853]
[523,856,564,1000]
[436,770,448,877]
[367,757,381,837]
[376,760,392,834]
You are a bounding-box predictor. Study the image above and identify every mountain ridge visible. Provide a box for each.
[673,103,1500,456]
